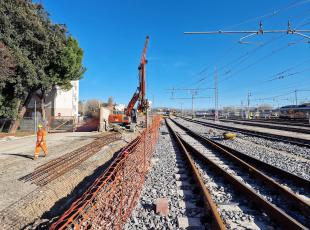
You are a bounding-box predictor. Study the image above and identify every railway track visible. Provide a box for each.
[209,118,310,134]
[221,118,310,127]
[165,120,225,229]
[182,117,310,148]
[167,118,310,229]
[20,133,122,186]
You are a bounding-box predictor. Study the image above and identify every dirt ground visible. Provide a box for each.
[0,130,138,229]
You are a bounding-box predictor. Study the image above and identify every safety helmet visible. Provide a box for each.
[38,124,43,128]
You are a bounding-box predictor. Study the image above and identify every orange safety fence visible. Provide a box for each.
[50,116,161,230]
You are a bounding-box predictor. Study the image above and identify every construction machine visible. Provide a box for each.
[108,36,150,128]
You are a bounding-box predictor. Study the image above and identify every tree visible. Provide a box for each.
[78,100,85,115]
[0,42,15,81]
[84,99,102,117]
[0,43,17,118]
[0,0,85,133]
[36,36,85,120]
[108,96,113,107]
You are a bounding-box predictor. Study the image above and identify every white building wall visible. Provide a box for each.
[54,81,79,118]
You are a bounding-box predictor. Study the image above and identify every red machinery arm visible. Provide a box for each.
[137,36,149,112]
[125,36,150,116]
[125,91,139,116]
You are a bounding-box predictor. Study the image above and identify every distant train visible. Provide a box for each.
[279,103,310,119]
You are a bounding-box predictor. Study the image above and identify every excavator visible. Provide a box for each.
[108,36,150,128]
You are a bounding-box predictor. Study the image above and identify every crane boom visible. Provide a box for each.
[108,36,150,126]
[125,91,139,116]
[126,36,149,116]
[137,36,149,112]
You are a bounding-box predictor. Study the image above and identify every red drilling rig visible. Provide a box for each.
[108,36,150,127]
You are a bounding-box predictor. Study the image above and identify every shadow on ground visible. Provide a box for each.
[1,153,34,160]
[22,148,123,230]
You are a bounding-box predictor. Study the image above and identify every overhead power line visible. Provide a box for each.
[186,3,310,87]
[266,68,310,82]
[184,21,310,44]
[166,88,214,91]
[170,97,211,100]
[221,0,310,30]
[254,89,310,101]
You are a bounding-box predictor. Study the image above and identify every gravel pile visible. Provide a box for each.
[125,124,181,229]
[175,118,310,180]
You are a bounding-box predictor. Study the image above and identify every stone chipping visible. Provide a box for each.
[125,124,180,229]
[175,117,310,180]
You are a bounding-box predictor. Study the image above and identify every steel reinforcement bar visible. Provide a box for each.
[165,119,226,230]
[50,116,161,230]
[19,133,122,186]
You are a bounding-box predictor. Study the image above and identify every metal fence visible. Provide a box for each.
[49,116,76,132]
[50,116,161,230]
[0,116,76,133]
[0,118,11,132]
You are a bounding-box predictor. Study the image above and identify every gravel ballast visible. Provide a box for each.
[175,117,310,180]
[125,124,180,229]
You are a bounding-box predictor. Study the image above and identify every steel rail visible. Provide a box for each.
[165,119,226,230]
[210,117,310,127]
[213,118,310,134]
[21,134,120,183]
[172,119,310,188]
[36,133,119,171]
[20,133,122,186]
[170,118,309,229]
[201,117,310,127]
[182,117,310,148]
[168,119,308,229]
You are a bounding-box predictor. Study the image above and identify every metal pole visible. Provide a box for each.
[295,90,298,106]
[247,92,251,119]
[181,103,183,117]
[214,67,218,121]
[192,94,194,119]
[144,108,148,172]
[34,100,37,133]
[241,101,243,119]
[152,95,155,114]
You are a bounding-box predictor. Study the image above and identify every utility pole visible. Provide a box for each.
[241,100,244,119]
[167,88,212,119]
[247,92,251,119]
[192,94,194,118]
[180,103,183,117]
[294,89,298,106]
[214,67,219,121]
[191,90,198,119]
[34,100,37,133]
[152,94,155,114]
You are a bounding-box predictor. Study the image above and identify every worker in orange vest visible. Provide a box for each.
[34,124,48,160]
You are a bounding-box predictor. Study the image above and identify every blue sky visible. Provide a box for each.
[39,0,310,109]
